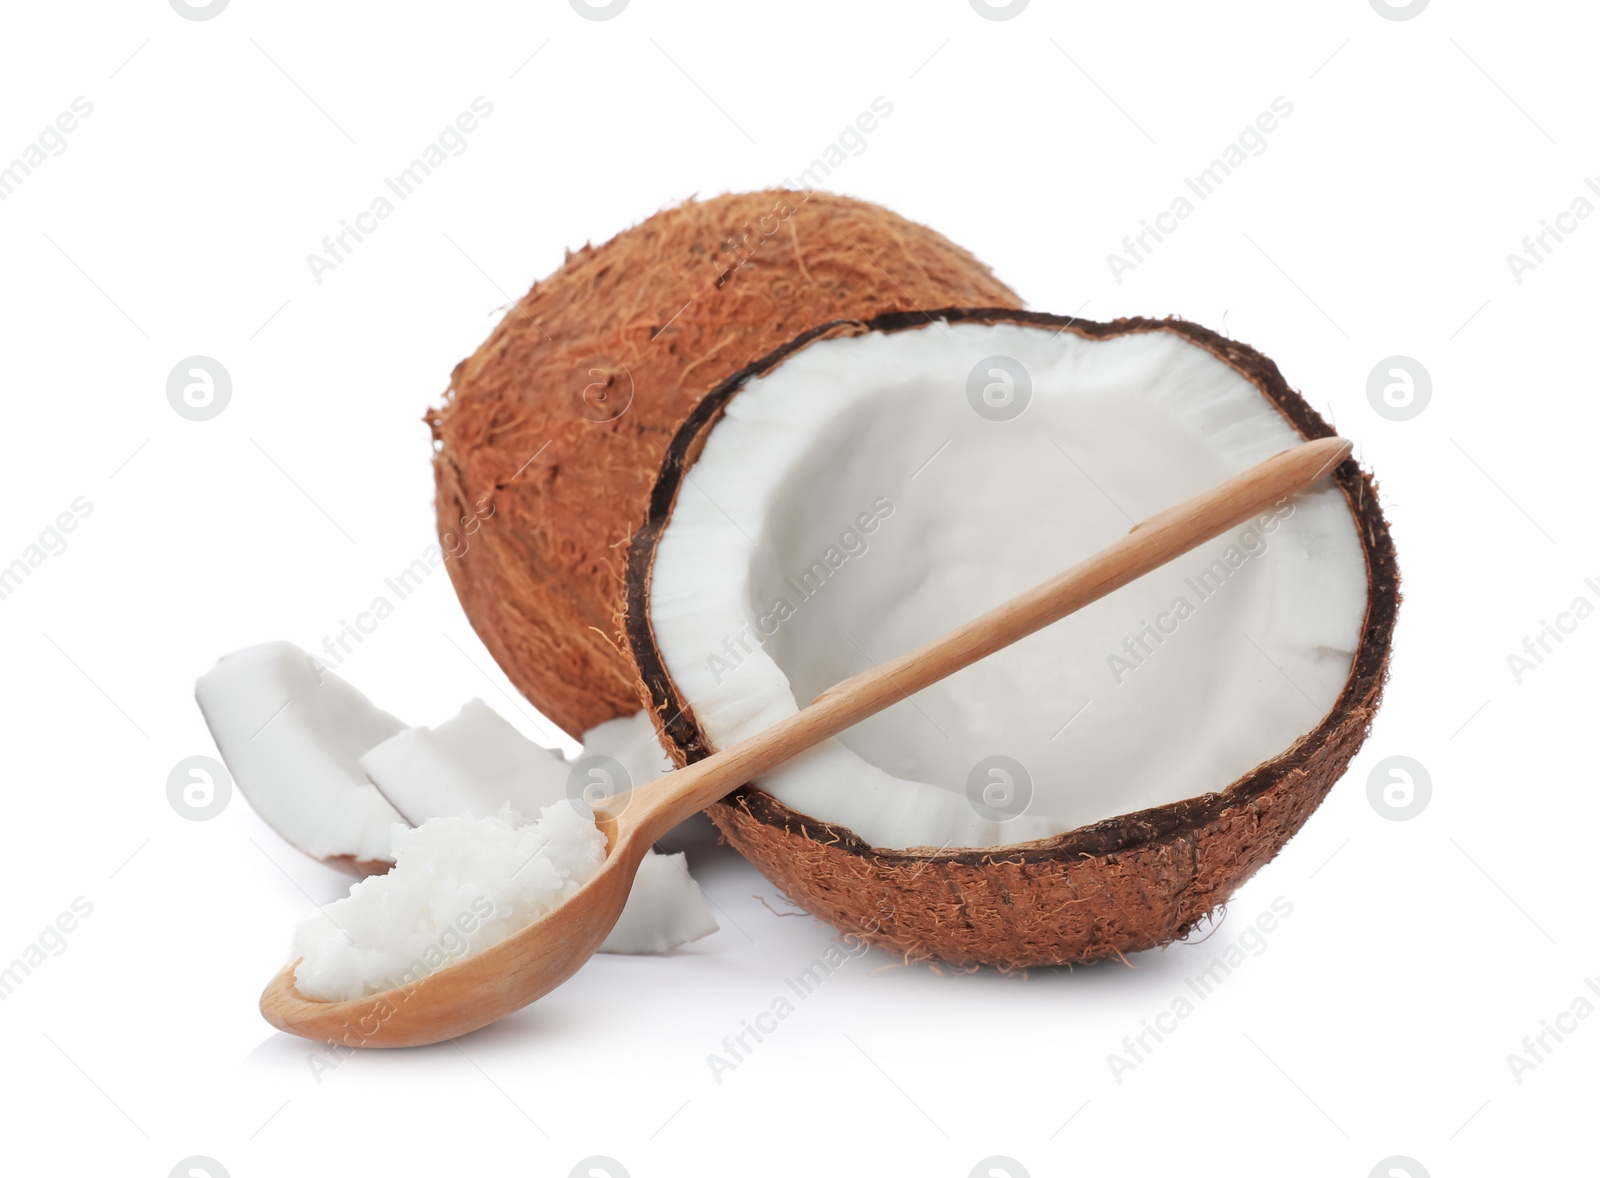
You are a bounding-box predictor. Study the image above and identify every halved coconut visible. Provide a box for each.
[626,310,1399,967]
[428,190,1022,738]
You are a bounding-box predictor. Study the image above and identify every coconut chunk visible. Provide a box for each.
[598,849,719,955]
[574,708,674,785]
[200,647,716,957]
[360,698,714,956]
[359,698,571,825]
[195,642,405,867]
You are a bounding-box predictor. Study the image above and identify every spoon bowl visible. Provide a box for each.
[260,818,650,1048]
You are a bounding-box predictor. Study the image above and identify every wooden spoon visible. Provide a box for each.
[261,436,1352,1047]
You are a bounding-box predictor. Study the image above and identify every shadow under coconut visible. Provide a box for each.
[883,905,1258,996]
[242,977,609,1065]
[664,818,1265,999]
[241,829,1265,1059]
[731,883,1270,1004]
[652,811,723,857]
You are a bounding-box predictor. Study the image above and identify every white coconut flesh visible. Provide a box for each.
[197,644,714,963]
[362,701,674,827]
[292,802,607,1002]
[358,699,716,958]
[575,709,676,792]
[196,642,405,863]
[360,698,572,825]
[648,322,1370,850]
[292,800,715,999]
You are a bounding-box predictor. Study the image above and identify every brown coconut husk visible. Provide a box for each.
[324,856,394,878]
[427,192,1022,738]
[625,308,1400,969]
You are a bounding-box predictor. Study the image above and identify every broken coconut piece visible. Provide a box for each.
[574,709,675,791]
[196,642,404,870]
[197,647,716,957]
[600,847,717,956]
[428,190,1024,737]
[292,803,605,1002]
[359,698,717,956]
[627,310,1399,968]
[359,698,570,826]
[359,702,674,827]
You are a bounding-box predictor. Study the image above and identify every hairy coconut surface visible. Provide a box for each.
[428,191,1022,737]
[626,309,1399,969]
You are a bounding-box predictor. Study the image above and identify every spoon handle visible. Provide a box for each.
[618,436,1352,844]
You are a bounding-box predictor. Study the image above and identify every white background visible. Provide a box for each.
[1,1,1594,1175]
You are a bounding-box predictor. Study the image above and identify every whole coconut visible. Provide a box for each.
[428,190,1022,737]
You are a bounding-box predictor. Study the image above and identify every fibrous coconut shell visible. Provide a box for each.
[625,308,1400,969]
[428,192,1022,738]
